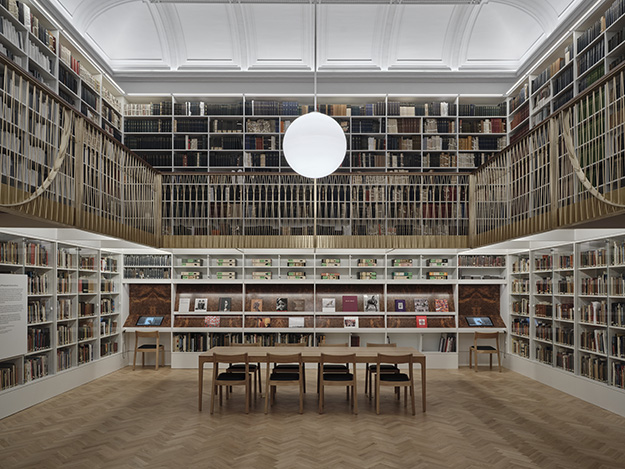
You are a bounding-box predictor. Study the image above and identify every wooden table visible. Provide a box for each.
[198,346,426,413]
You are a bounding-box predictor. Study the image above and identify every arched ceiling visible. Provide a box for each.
[44,0,582,78]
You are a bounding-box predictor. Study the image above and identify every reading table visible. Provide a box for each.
[198,345,426,412]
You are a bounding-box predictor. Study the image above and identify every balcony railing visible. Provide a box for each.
[471,62,625,247]
[0,55,160,247]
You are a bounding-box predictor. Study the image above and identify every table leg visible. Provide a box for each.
[198,359,204,411]
[420,360,426,412]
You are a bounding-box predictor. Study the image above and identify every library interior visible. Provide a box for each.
[1,0,625,467]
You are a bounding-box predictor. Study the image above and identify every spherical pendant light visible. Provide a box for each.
[283,111,347,179]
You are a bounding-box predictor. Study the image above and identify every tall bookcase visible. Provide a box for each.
[508,0,625,142]
[0,0,124,141]
[0,231,122,393]
[124,95,507,174]
[121,250,507,370]
[507,232,625,393]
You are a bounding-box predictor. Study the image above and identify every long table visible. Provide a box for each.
[198,346,426,412]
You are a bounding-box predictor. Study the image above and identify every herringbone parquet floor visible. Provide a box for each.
[1,367,624,469]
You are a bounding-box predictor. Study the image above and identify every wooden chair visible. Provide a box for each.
[469,331,502,372]
[265,353,304,414]
[226,342,262,398]
[317,343,349,393]
[365,343,398,397]
[274,343,307,393]
[132,331,165,370]
[375,353,415,415]
[211,353,252,414]
[318,353,358,414]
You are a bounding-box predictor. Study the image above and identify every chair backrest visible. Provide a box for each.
[474,332,500,348]
[366,343,397,348]
[213,353,249,364]
[267,353,303,364]
[136,330,159,340]
[376,353,412,365]
[320,353,356,364]
[319,343,348,347]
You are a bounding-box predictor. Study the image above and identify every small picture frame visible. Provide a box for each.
[250,299,263,312]
[219,297,232,312]
[322,298,336,313]
[194,298,207,312]
[344,316,359,328]
[276,297,288,311]
[363,294,379,312]
[395,299,406,312]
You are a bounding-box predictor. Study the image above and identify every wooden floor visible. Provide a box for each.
[1,367,624,469]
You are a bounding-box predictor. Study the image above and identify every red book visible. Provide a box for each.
[416,316,428,328]
[342,295,358,312]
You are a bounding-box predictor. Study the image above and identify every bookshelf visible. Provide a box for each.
[507,0,625,141]
[508,232,625,393]
[0,0,124,142]
[124,94,506,174]
[123,254,172,282]
[127,250,507,369]
[0,231,122,394]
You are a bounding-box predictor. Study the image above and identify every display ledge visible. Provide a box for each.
[578,265,607,270]
[554,342,575,350]
[25,264,52,269]
[534,337,553,345]
[58,342,77,348]
[25,348,52,356]
[510,332,530,339]
[57,292,75,296]
[123,279,172,284]
[28,320,53,326]
[579,322,608,327]
[554,318,575,323]
[511,271,530,274]
[458,279,506,284]
[78,338,97,344]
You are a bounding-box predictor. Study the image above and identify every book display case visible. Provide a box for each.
[119,250,507,369]
[0,232,122,394]
[508,0,625,142]
[123,95,507,174]
[0,0,123,141]
[507,233,625,393]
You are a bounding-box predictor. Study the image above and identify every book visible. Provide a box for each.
[204,316,220,327]
[416,316,428,328]
[276,297,288,311]
[257,317,271,327]
[344,316,358,328]
[350,335,360,347]
[181,258,203,267]
[395,299,406,312]
[414,298,429,312]
[252,271,272,280]
[320,272,340,280]
[179,298,190,313]
[250,299,263,312]
[364,294,380,312]
[428,271,448,280]
[342,295,358,312]
[322,298,336,313]
[219,297,232,312]
[216,258,237,266]
[180,271,202,280]
[194,298,207,312]
[393,271,413,280]
[435,299,449,312]
[288,317,305,328]
[321,258,340,266]
[251,258,272,266]
[292,299,305,311]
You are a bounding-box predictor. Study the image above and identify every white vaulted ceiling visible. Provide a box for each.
[43,0,584,80]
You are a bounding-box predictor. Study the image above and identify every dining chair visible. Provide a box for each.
[375,353,415,415]
[318,353,358,414]
[265,352,304,414]
[211,353,252,414]
[469,331,502,372]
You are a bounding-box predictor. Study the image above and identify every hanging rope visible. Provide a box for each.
[560,108,625,208]
[1,107,74,207]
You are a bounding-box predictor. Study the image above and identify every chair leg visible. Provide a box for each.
[245,378,249,414]
[410,381,416,416]
[404,387,407,407]
[142,352,145,368]
[468,348,472,369]
[302,367,306,394]
[497,350,502,372]
[353,374,358,415]
[133,347,137,371]
[318,383,324,414]
[155,350,159,371]
[365,365,369,396]
[299,379,304,414]
[375,376,380,415]
[475,352,478,372]
[210,383,216,414]
[489,354,493,370]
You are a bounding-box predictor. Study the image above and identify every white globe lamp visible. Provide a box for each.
[283,111,347,179]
